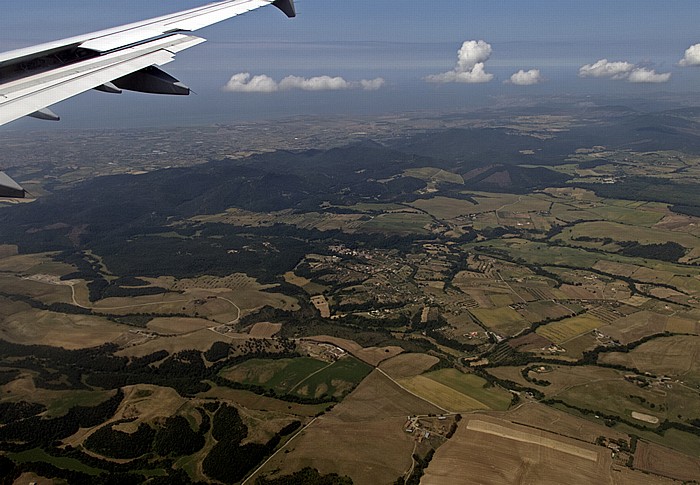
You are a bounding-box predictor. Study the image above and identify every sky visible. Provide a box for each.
[3,0,700,129]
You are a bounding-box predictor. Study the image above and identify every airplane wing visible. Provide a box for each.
[0,0,295,128]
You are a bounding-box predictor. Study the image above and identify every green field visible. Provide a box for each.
[470,306,529,336]
[424,369,512,410]
[536,315,602,344]
[292,357,373,399]
[409,196,476,220]
[403,167,464,185]
[472,238,700,279]
[564,221,700,248]
[9,448,104,475]
[587,204,666,226]
[358,212,433,234]
[221,356,371,400]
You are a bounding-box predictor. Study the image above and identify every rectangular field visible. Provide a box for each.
[419,415,656,485]
[536,314,603,344]
[423,369,512,411]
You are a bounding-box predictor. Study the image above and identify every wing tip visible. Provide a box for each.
[273,0,296,18]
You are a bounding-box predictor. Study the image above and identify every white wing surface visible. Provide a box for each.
[0,0,295,127]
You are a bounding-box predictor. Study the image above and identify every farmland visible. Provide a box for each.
[220,356,372,401]
[2,106,700,482]
[536,314,603,344]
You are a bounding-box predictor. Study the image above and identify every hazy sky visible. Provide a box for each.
[3,0,700,129]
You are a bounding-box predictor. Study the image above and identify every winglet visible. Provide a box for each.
[273,0,296,18]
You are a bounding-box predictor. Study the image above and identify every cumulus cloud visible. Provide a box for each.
[426,40,494,84]
[223,73,279,93]
[679,43,700,67]
[359,78,386,91]
[579,59,635,79]
[628,68,672,83]
[579,59,670,83]
[223,73,385,93]
[507,69,543,86]
[278,75,350,91]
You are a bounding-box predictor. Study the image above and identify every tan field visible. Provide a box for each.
[471,306,529,336]
[0,308,130,349]
[378,353,439,379]
[397,375,488,412]
[306,335,403,366]
[257,370,443,485]
[634,440,700,481]
[506,402,631,444]
[536,314,603,344]
[0,252,73,275]
[596,310,681,344]
[248,322,282,338]
[147,317,215,334]
[528,365,624,395]
[2,374,114,418]
[422,415,667,485]
[0,274,74,306]
[599,335,700,385]
[64,385,187,448]
[117,328,229,358]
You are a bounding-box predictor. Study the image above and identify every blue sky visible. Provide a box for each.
[3,0,700,129]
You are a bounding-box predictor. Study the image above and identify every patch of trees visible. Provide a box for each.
[0,401,47,424]
[101,284,169,298]
[0,338,303,399]
[399,449,436,485]
[85,349,212,396]
[619,241,687,262]
[335,312,408,330]
[0,389,124,448]
[84,421,156,459]
[520,366,551,387]
[580,177,700,209]
[474,368,545,401]
[0,369,20,386]
[203,406,302,484]
[204,341,232,362]
[0,340,127,390]
[111,276,150,287]
[672,204,700,218]
[153,413,208,456]
[255,467,353,485]
[152,415,205,457]
[424,327,478,353]
[445,422,458,438]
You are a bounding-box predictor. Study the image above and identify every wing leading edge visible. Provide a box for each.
[0,0,295,128]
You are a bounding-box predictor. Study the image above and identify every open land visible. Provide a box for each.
[3,103,700,483]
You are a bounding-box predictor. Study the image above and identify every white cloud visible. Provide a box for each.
[360,78,386,91]
[279,75,349,91]
[579,59,635,79]
[680,43,700,67]
[628,67,671,83]
[507,69,543,86]
[579,59,670,83]
[223,73,279,93]
[223,73,385,93]
[426,40,494,84]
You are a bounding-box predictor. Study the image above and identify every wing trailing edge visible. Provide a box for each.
[0,0,295,127]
